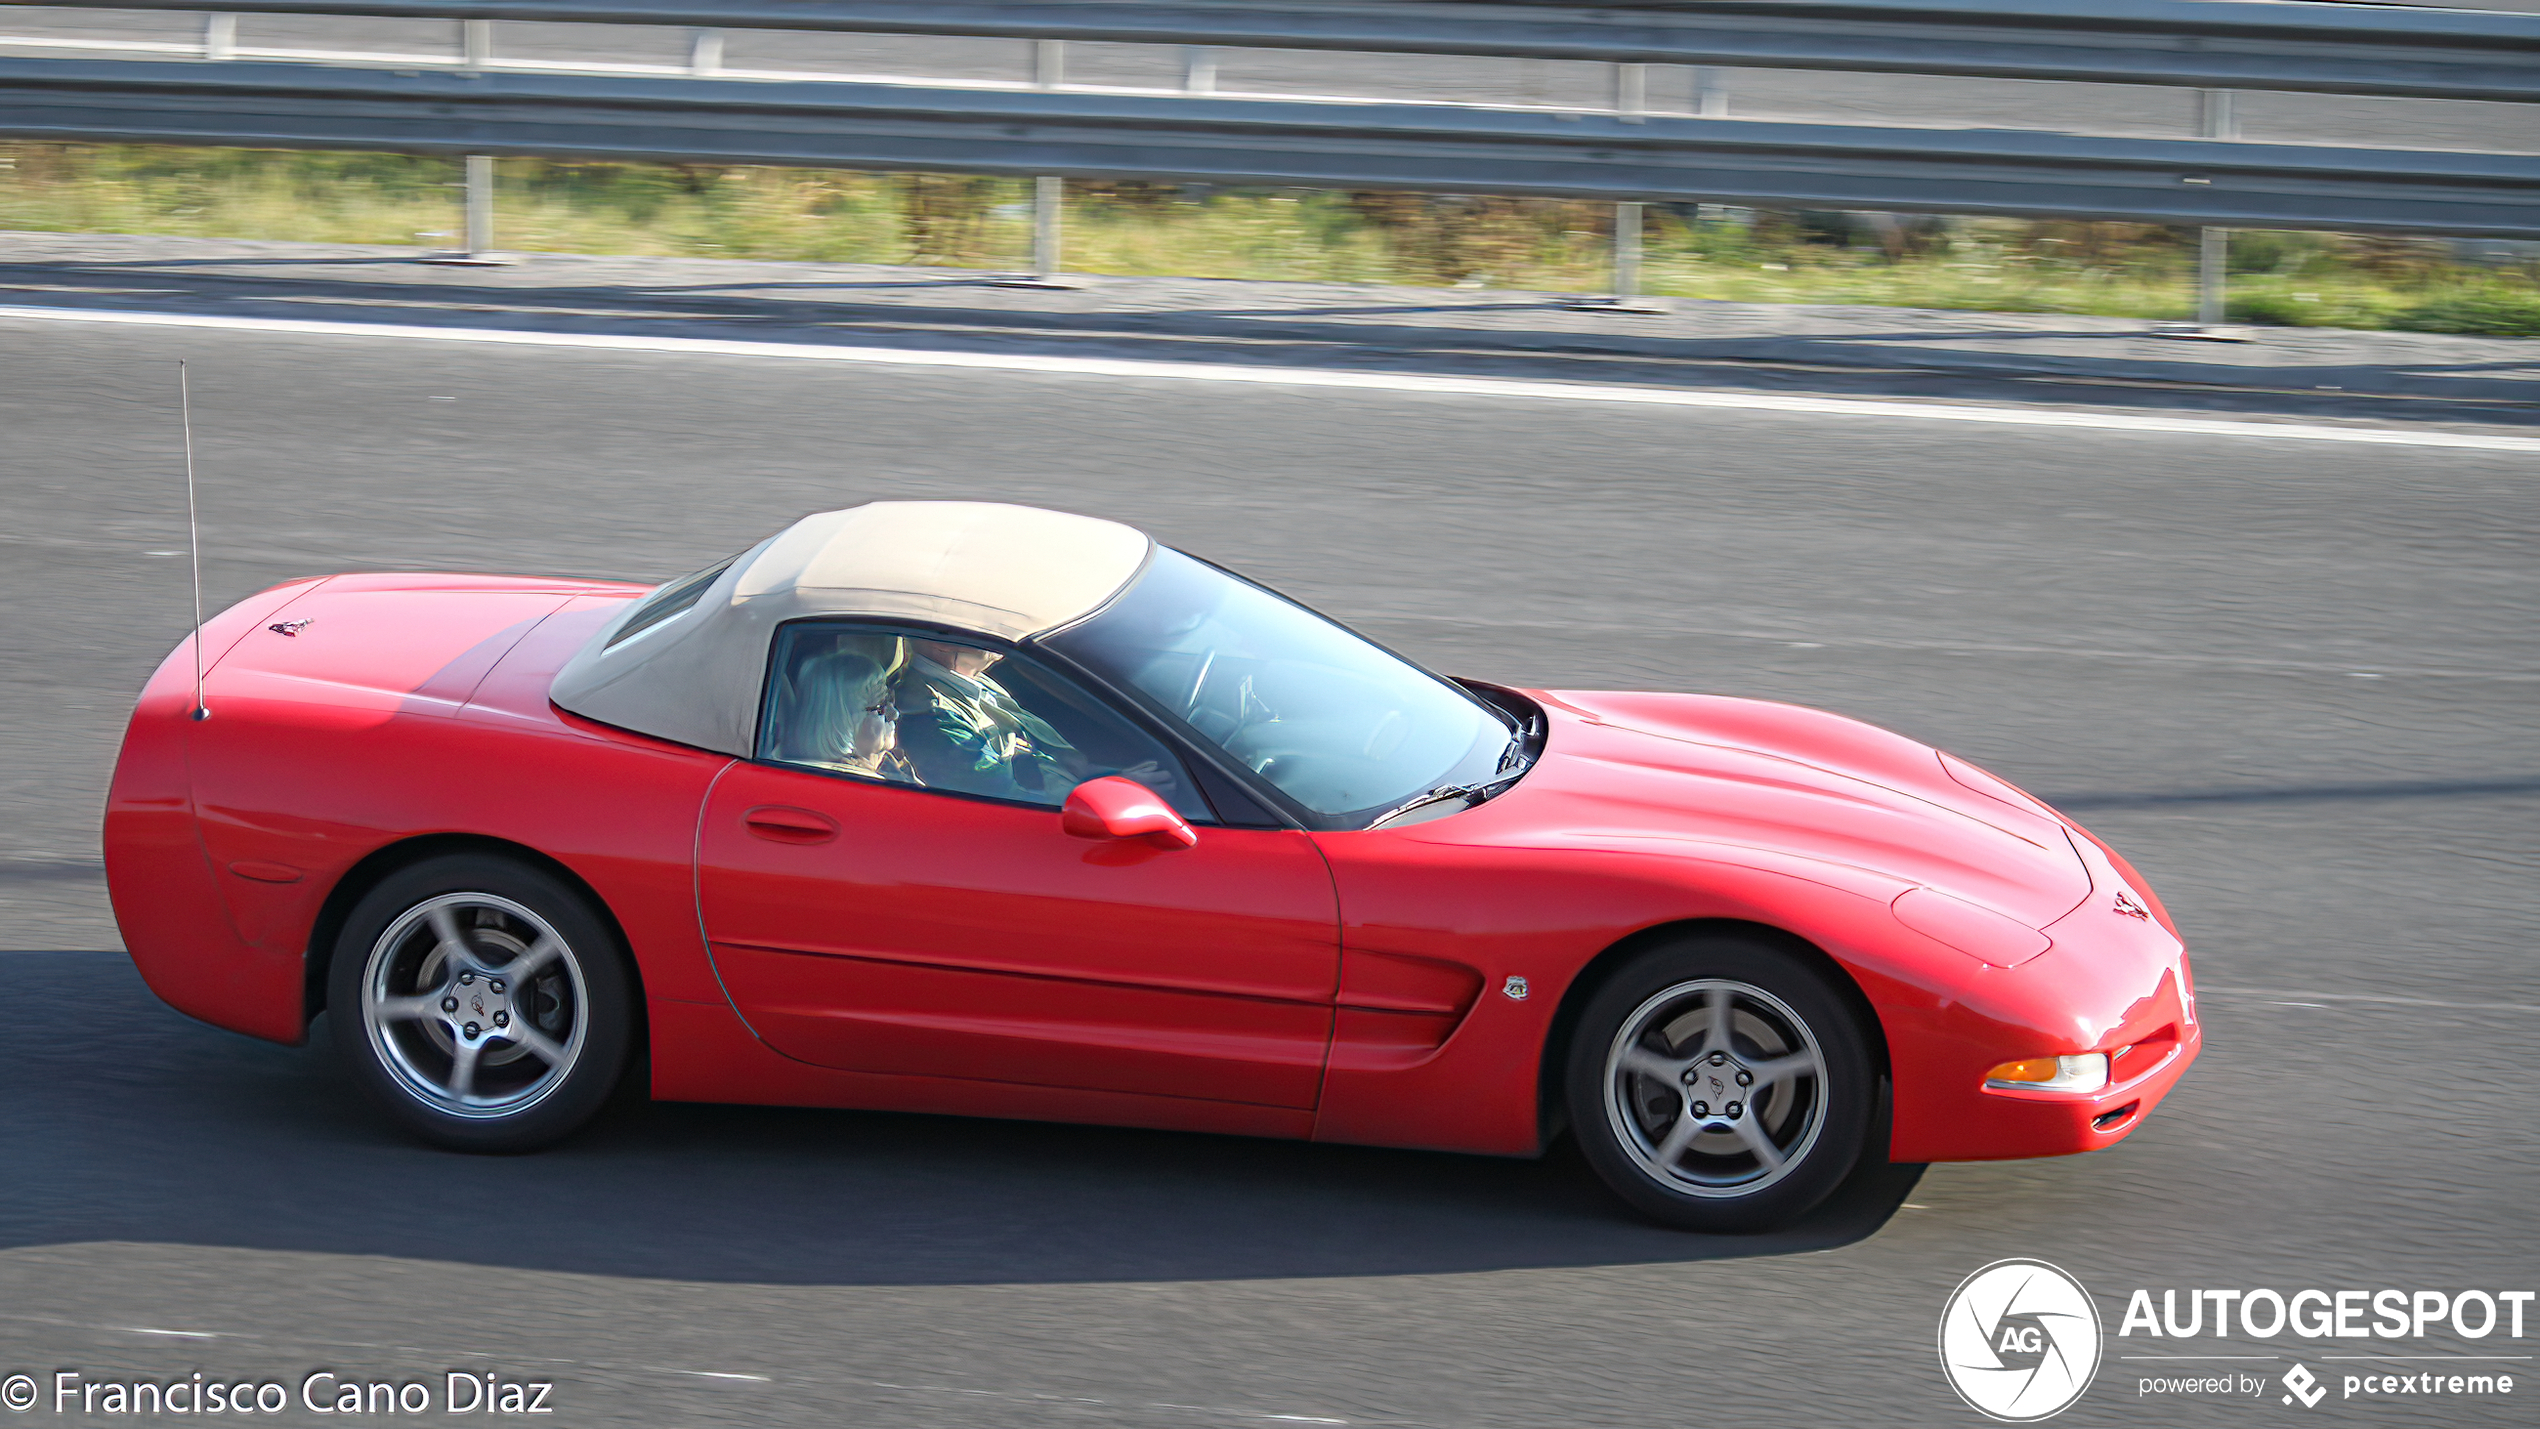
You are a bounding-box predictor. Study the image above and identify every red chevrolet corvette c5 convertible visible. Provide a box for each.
[106,501,2197,1230]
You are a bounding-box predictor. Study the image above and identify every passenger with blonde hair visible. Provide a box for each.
[773,636,919,782]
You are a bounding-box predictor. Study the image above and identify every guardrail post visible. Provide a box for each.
[421,18,512,265]
[689,28,723,77]
[1569,64,1663,313]
[417,154,511,265]
[997,41,1075,288]
[2196,223,2229,327]
[1183,46,1216,95]
[2197,88,2235,329]
[200,13,236,61]
[1035,41,1062,279]
[422,154,509,264]
[464,154,495,254]
[1613,201,1645,297]
[2158,89,2242,338]
[1033,174,1063,280]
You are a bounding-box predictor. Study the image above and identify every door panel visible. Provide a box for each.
[698,762,1341,1108]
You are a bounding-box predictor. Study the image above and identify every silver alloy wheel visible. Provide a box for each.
[360,892,589,1119]
[1602,978,1830,1198]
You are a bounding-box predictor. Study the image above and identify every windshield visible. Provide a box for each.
[1043,548,1516,827]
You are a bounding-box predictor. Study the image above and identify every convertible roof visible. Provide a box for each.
[549,501,1152,756]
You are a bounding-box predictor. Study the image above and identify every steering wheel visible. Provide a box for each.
[1182,649,1217,718]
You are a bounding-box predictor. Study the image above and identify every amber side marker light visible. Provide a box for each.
[1985,1053,2110,1092]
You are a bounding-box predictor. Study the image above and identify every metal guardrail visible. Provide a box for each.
[25,0,2540,103]
[1,0,2536,308]
[5,58,2536,236]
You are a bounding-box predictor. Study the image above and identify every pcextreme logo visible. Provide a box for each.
[1939,1259,2105,1422]
[2283,1364,2327,1408]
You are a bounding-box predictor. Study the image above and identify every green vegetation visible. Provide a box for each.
[5,143,2536,337]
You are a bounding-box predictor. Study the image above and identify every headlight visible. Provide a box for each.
[1984,1053,2109,1092]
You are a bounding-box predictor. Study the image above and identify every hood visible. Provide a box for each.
[1501,690,2092,932]
[204,573,642,717]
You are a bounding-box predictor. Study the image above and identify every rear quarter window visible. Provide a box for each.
[604,559,734,650]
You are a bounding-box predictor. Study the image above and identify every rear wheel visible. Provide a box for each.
[1566,933,1874,1232]
[328,854,633,1152]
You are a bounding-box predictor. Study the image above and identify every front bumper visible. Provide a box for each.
[1886,894,2201,1164]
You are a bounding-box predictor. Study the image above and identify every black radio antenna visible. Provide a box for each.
[180,360,209,721]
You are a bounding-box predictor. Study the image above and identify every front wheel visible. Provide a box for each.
[1565,933,1875,1232]
[328,854,634,1152]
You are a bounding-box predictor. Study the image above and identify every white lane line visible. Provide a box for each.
[2200,987,2540,1015]
[5,303,2538,453]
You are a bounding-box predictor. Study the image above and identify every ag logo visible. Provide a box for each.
[1938,1259,2102,1421]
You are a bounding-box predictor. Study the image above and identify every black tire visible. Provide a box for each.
[1565,932,1875,1232]
[327,853,635,1152]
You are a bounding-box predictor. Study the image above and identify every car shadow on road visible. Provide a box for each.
[4,952,1922,1286]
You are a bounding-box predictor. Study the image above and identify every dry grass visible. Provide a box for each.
[5,144,2536,336]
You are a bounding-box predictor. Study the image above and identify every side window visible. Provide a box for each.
[762,626,1208,820]
[763,626,908,776]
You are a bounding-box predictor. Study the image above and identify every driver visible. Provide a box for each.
[893,639,1077,801]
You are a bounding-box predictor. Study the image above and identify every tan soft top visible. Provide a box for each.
[549,501,1151,755]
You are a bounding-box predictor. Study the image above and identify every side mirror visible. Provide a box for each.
[1061,777,1199,849]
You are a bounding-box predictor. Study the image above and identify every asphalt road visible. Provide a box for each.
[2,4,2537,155]
[2,309,2536,1427]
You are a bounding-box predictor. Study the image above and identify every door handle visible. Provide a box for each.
[743,805,839,844]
